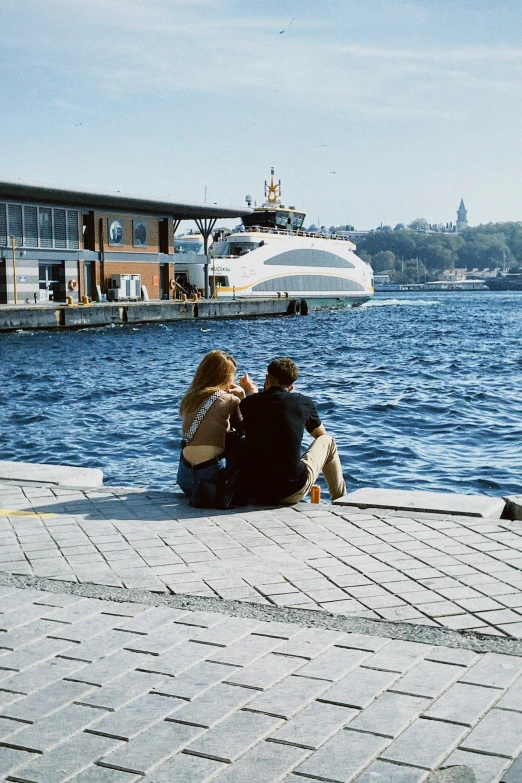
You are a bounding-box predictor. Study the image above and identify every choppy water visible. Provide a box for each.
[1,292,521,497]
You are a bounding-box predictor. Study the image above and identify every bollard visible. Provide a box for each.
[66,296,74,306]
[311,485,321,504]
[181,293,187,302]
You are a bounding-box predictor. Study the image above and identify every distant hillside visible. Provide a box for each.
[343,222,522,284]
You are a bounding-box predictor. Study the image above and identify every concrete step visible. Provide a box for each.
[334,487,505,519]
[0,460,103,489]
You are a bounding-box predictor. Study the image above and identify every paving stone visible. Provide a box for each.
[444,750,509,783]
[77,670,165,711]
[424,683,502,726]
[319,666,402,710]
[496,676,522,712]
[354,760,429,782]
[114,606,188,634]
[209,634,280,666]
[460,708,522,758]
[295,728,390,782]
[1,679,94,722]
[0,619,67,651]
[66,649,147,686]
[168,683,258,728]
[123,622,195,655]
[0,747,38,778]
[39,597,107,624]
[3,703,107,752]
[152,661,238,701]
[381,718,469,770]
[99,720,204,774]
[186,710,283,763]
[48,613,121,642]
[0,716,26,740]
[246,674,330,718]
[140,752,226,783]
[460,653,522,689]
[293,646,370,682]
[0,636,78,671]
[268,701,357,749]
[210,740,310,783]
[191,617,260,647]
[137,641,213,677]
[272,628,343,659]
[364,640,433,673]
[349,691,429,738]
[425,647,480,667]
[7,732,122,783]
[86,693,184,741]
[391,661,462,698]
[0,656,86,694]
[224,653,304,691]
[66,766,141,782]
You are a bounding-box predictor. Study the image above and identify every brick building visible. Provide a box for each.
[0,180,250,304]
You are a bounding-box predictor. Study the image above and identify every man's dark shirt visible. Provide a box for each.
[240,386,322,502]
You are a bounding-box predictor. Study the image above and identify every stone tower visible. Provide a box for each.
[456,198,468,232]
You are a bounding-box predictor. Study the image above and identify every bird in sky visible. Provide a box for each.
[279,16,296,33]
[329,171,337,174]
[75,122,83,126]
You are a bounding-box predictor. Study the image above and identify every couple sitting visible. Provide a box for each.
[177,350,346,507]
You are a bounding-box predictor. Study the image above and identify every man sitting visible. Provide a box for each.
[239,357,346,505]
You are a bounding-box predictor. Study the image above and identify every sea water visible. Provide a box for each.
[1,291,521,497]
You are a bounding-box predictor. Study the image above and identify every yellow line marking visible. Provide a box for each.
[0,509,56,519]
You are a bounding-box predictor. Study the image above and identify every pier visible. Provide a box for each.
[0,459,522,781]
[0,297,300,332]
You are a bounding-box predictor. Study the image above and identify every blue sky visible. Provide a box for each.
[1,0,521,229]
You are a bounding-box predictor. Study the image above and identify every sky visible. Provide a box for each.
[1,0,522,229]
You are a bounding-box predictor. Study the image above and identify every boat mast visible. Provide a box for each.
[264,168,282,205]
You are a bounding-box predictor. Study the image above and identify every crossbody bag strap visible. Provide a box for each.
[183,390,224,444]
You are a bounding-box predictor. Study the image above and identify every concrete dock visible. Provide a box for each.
[0,298,299,332]
[0,464,522,781]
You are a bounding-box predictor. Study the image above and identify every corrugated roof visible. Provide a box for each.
[0,179,252,219]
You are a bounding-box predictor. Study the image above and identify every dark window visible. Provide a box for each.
[0,204,7,246]
[39,208,53,248]
[54,208,67,248]
[8,204,23,245]
[252,275,365,293]
[24,206,38,247]
[67,210,79,249]
[264,249,355,268]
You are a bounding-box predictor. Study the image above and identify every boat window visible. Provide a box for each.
[229,243,260,257]
[264,249,354,268]
[174,240,205,254]
[252,275,365,292]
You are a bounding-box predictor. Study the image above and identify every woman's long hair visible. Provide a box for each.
[180,350,237,417]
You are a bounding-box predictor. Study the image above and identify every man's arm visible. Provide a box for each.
[310,424,327,439]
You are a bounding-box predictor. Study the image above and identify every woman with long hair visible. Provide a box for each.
[177,349,244,500]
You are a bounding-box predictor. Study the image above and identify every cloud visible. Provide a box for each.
[1,0,521,120]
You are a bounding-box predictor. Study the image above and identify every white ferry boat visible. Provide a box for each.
[174,170,374,311]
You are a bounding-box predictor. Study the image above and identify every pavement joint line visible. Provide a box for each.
[1,571,522,657]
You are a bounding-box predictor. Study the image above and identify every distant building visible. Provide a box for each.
[456,199,468,232]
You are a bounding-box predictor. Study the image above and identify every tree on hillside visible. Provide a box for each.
[372,250,396,272]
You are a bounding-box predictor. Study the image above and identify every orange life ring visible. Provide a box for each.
[68,279,78,291]
[169,278,176,290]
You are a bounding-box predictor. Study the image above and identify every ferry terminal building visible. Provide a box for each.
[0,180,250,305]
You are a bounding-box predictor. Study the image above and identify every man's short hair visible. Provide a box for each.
[267,357,299,387]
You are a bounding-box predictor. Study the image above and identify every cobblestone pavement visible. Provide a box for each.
[2,485,522,638]
[0,585,520,782]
